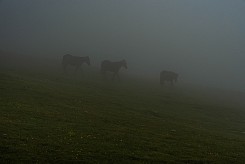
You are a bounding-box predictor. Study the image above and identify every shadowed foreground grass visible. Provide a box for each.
[0,70,245,163]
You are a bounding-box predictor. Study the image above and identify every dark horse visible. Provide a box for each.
[101,60,127,80]
[160,70,178,86]
[62,54,90,73]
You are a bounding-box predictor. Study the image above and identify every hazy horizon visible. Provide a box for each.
[1,0,245,91]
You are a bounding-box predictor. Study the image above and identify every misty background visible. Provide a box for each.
[0,0,245,91]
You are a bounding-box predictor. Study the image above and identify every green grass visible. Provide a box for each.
[0,69,245,163]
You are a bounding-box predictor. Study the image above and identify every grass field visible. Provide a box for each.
[0,69,245,163]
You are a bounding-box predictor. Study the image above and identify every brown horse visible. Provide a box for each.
[101,60,127,80]
[62,54,90,73]
[160,70,178,86]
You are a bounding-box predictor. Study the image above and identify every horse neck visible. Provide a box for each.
[120,61,126,69]
[117,61,124,68]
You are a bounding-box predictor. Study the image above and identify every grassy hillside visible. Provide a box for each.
[0,69,245,163]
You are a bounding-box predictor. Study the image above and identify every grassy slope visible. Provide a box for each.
[0,70,245,163]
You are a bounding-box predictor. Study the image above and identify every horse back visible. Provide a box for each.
[160,71,178,79]
[63,54,83,66]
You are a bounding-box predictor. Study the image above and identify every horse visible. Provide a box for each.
[101,59,127,80]
[62,54,90,73]
[160,70,178,86]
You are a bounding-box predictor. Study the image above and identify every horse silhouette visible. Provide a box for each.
[101,60,127,80]
[62,54,90,73]
[160,70,178,86]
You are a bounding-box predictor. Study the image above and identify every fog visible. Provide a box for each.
[1,0,245,91]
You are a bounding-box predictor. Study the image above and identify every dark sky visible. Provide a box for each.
[0,0,245,90]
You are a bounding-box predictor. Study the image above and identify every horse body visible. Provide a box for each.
[160,70,178,86]
[101,60,127,80]
[62,54,90,72]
